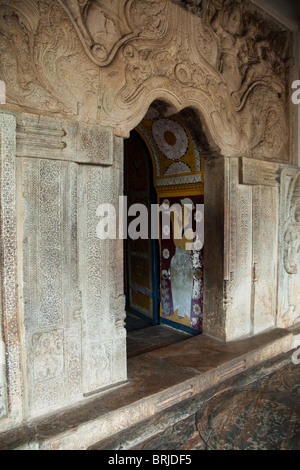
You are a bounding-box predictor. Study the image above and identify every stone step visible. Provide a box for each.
[90,350,295,450]
[0,326,296,450]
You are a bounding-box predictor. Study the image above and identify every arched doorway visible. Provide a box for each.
[124,130,160,328]
[124,102,205,343]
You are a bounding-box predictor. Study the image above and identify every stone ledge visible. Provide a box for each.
[0,327,294,450]
[91,350,294,450]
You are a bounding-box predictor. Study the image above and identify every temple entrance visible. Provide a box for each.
[124,103,205,344]
[124,130,160,328]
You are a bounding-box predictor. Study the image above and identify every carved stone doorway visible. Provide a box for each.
[123,102,209,343]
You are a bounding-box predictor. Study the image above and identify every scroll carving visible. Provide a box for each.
[57,0,168,66]
[0,0,294,161]
[283,175,300,277]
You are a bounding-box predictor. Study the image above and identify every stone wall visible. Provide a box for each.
[0,0,298,425]
[0,0,294,160]
[0,113,22,425]
[0,109,127,424]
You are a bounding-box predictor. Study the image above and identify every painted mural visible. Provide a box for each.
[126,110,204,334]
[159,194,204,333]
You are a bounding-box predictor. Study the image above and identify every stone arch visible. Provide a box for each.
[112,91,223,156]
[124,100,206,334]
[0,0,292,162]
[120,95,222,160]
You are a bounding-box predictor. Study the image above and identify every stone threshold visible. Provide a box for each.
[0,326,298,450]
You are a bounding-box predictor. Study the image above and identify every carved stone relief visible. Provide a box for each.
[0,0,100,119]
[278,169,300,328]
[18,157,83,415]
[0,0,297,428]
[13,117,126,416]
[0,108,114,165]
[240,158,280,334]
[204,156,282,340]
[0,105,126,419]
[78,162,127,395]
[223,157,253,340]
[58,0,169,66]
[0,113,23,427]
[252,185,279,334]
[0,0,294,161]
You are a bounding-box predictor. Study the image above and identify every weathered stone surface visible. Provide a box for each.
[0,327,295,450]
[278,167,300,328]
[18,157,83,415]
[130,353,300,451]
[0,112,127,420]
[0,113,23,427]
[0,0,294,160]
[0,0,298,440]
[0,109,114,166]
[204,156,282,341]
[78,162,127,396]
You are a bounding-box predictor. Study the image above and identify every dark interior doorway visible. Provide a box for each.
[124,130,160,329]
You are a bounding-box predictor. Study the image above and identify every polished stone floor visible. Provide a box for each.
[0,323,299,450]
[93,321,300,451]
[97,348,300,451]
[125,312,152,332]
[133,357,300,450]
[126,313,192,357]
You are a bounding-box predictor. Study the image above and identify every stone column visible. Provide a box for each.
[277,167,300,328]
[204,156,280,342]
[78,136,127,396]
[1,109,127,420]
[0,113,23,427]
[240,158,280,335]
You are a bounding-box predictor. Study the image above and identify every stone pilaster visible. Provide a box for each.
[204,156,281,341]
[0,113,23,427]
[2,109,127,419]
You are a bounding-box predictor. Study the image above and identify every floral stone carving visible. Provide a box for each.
[0,0,293,161]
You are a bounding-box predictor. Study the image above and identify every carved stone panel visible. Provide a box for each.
[0,109,114,166]
[204,156,281,341]
[204,156,253,341]
[0,113,23,426]
[240,158,280,187]
[78,161,127,396]
[240,157,280,335]
[278,168,300,328]
[252,185,279,334]
[224,157,253,340]
[18,158,82,417]
[0,0,293,162]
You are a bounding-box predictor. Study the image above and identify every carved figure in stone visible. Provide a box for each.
[211,2,245,93]
[210,0,291,121]
[0,0,293,161]
[232,38,286,108]
[129,0,167,35]
[251,104,286,157]
[284,203,300,275]
[279,175,300,326]
[119,44,154,102]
